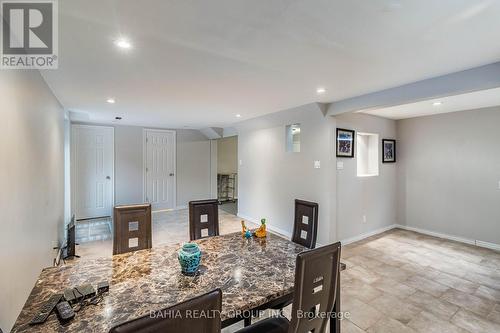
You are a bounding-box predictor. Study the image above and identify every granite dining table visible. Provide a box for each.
[11,232,344,333]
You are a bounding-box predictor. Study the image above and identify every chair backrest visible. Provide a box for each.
[189,199,219,241]
[288,242,341,333]
[291,199,319,249]
[113,204,152,255]
[109,289,222,333]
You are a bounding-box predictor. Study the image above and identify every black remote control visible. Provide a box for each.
[29,293,63,325]
[56,301,75,323]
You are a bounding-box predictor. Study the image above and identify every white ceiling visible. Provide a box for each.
[360,87,500,119]
[42,0,500,128]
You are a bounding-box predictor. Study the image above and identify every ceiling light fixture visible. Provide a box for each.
[316,87,326,95]
[107,98,116,104]
[432,101,442,106]
[235,114,241,118]
[115,38,132,49]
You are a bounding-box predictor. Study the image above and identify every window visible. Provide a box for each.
[286,124,301,152]
[357,132,379,177]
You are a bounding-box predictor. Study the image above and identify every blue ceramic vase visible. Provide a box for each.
[178,243,202,275]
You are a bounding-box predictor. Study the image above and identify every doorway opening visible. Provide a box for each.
[216,136,238,215]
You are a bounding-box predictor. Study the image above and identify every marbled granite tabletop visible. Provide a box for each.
[12,232,306,332]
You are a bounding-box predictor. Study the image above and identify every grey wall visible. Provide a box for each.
[176,130,212,206]
[237,103,337,245]
[114,125,144,204]
[0,71,65,331]
[397,107,500,245]
[335,113,398,241]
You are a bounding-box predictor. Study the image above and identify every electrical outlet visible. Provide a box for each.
[52,240,59,249]
[239,159,243,166]
[362,215,367,223]
[314,160,321,169]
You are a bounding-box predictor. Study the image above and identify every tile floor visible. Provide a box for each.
[76,211,500,333]
[340,228,500,333]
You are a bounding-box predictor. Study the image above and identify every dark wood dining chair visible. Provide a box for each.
[109,289,222,333]
[292,199,319,249]
[236,242,341,333]
[252,199,319,322]
[113,204,152,255]
[189,199,219,241]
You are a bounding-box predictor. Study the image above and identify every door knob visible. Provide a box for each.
[169,173,174,176]
[106,176,111,180]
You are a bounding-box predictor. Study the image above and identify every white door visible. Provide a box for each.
[144,130,176,211]
[72,125,114,219]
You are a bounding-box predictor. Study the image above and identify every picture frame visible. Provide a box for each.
[336,128,355,158]
[382,139,396,163]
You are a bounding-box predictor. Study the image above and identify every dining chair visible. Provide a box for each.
[109,289,222,333]
[254,199,319,322]
[236,242,341,333]
[113,204,152,255]
[292,199,319,249]
[189,199,220,241]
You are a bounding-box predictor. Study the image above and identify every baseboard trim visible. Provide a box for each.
[236,214,500,252]
[397,225,500,251]
[237,214,292,239]
[340,224,398,245]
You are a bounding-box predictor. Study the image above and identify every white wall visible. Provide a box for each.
[237,103,337,245]
[217,136,238,174]
[0,71,65,331]
[397,107,500,245]
[335,113,397,242]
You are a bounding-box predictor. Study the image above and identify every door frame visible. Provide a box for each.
[71,124,115,220]
[142,129,177,211]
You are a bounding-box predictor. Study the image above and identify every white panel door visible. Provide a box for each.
[72,125,114,219]
[145,130,176,211]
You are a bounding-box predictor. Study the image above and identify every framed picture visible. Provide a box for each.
[336,128,355,158]
[382,139,396,163]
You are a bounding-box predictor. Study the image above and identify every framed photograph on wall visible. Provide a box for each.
[336,128,355,158]
[382,139,396,163]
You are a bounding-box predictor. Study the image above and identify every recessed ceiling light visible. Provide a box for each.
[316,87,326,95]
[107,98,116,104]
[235,114,241,118]
[432,101,442,106]
[115,38,132,49]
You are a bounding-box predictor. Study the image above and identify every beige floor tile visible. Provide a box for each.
[342,280,383,303]
[367,317,417,333]
[403,275,450,297]
[369,293,423,325]
[348,300,384,330]
[451,308,500,333]
[407,311,470,333]
[406,290,459,320]
[441,288,496,318]
[341,319,366,333]
[370,277,417,299]
[464,271,500,291]
[474,285,500,302]
[487,304,500,325]
[434,272,480,294]
[343,265,381,284]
